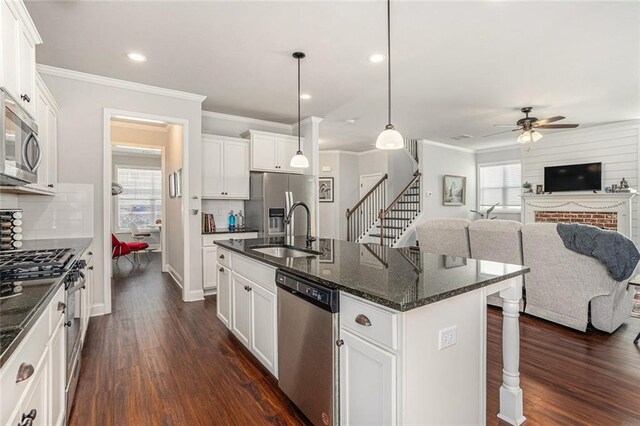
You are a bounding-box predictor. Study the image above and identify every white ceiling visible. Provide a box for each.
[26,1,640,151]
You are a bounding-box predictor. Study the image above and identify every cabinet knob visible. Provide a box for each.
[47,184,54,188]
[15,363,34,383]
[244,285,252,292]
[88,251,93,256]
[355,314,372,327]
[20,94,31,103]
[57,301,66,312]
[22,409,37,421]
[64,321,72,327]
[219,267,224,272]
[219,254,224,259]
[88,266,94,270]
[336,339,344,347]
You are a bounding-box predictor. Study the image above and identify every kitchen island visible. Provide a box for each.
[214,236,529,425]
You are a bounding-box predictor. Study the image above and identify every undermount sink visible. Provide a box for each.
[250,245,321,259]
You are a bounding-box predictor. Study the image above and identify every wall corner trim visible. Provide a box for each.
[36,64,208,103]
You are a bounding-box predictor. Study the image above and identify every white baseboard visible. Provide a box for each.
[203,287,218,297]
[90,303,106,317]
[162,263,169,273]
[166,264,183,289]
[184,289,205,302]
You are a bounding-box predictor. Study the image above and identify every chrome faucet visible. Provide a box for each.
[283,201,315,248]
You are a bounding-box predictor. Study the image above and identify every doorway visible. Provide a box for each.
[103,110,189,315]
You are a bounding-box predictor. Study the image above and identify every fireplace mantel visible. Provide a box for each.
[521,192,637,238]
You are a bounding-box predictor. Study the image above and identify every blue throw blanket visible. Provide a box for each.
[557,223,640,281]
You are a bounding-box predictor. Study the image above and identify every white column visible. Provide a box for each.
[498,277,526,425]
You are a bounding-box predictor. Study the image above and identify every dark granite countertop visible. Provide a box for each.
[215,236,529,312]
[203,228,259,235]
[0,237,93,367]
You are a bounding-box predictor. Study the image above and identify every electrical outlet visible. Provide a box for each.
[438,326,457,350]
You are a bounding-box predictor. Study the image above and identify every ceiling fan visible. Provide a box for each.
[484,107,579,144]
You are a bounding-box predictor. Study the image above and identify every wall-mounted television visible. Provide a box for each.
[544,162,602,192]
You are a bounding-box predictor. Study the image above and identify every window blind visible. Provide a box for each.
[116,167,162,230]
[478,163,521,209]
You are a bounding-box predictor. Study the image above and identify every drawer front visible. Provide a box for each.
[0,310,49,425]
[217,248,231,269]
[48,285,65,335]
[340,294,398,351]
[232,253,276,293]
[202,232,258,247]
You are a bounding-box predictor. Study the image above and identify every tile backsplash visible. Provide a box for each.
[202,199,244,230]
[2,184,94,240]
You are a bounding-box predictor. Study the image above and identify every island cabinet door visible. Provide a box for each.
[339,329,396,426]
[231,273,252,348]
[202,247,218,290]
[49,315,66,426]
[250,283,277,377]
[216,265,231,327]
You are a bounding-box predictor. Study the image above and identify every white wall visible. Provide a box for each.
[40,70,204,314]
[420,141,477,221]
[475,145,522,221]
[318,151,359,239]
[166,124,184,284]
[522,122,640,242]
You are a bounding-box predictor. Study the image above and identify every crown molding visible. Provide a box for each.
[36,64,207,103]
[299,116,324,127]
[12,1,42,44]
[420,139,476,153]
[202,110,292,131]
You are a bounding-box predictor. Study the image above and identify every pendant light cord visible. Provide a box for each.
[297,56,302,151]
[387,0,392,126]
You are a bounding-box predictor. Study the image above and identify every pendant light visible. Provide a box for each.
[290,51,310,168]
[376,0,404,150]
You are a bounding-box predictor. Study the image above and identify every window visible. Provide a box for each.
[116,166,162,231]
[478,162,521,211]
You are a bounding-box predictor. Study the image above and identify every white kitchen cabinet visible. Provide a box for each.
[26,73,58,194]
[242,130,303,174]
[202,246,218,290]
[15,356,48,426]
[201,134,249,199]
[231,272,252,348]
[250,282,277,376]
[216,265,231,327]
[80,250,94,340]
[0,0,42,117]
[48,314,66,426]
[339,329,396,426]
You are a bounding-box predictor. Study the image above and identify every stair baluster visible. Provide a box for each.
[345,173,389,242]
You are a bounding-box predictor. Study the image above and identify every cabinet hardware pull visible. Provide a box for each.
[219,267,224,272]
[192,195,198,199]
[219,254,224,259]
[88,266,94,270]
[355,314,372,327]
[57,301,66,312]
[21,94,31,103]
[64,321,72,327]
[336,339,344,347]
[22,409,37,421]
[88,251,93,256]
[15,363,34,383]
[47,184,54,188]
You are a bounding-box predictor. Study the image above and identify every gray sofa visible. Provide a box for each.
[521,223,636,333]
[416,218,637,333]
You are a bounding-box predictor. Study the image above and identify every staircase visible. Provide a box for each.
[345,139,422,247]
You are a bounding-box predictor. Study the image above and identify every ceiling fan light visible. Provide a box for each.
[290,151,310,168]
[376,125,404,150]
[517,130,532,144]
[531,130,543,142]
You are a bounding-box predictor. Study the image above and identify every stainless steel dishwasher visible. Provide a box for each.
[276,269,339,426]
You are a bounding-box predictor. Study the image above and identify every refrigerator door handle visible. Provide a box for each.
[285,190,294,243]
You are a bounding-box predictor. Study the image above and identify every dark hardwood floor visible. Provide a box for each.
[70,254,640,425]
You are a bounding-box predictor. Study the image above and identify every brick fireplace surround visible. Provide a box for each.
[534,211,618,231]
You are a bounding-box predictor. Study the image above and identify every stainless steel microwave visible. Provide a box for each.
[0,88,41,186]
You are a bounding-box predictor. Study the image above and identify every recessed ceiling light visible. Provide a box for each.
[368,53,385,63]
[345,119,356,124]
[127,52,147,62]
[300,94,312,100]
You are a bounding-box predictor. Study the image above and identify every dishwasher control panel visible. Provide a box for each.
[275,269,339,313]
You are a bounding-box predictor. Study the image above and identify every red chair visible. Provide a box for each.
[112,234,149,265]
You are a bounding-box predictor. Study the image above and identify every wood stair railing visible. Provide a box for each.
[346,173,388,242]
[376,170,421,247]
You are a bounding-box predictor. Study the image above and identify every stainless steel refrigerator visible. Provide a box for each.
[245,172,316,238]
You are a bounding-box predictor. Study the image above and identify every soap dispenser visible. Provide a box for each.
[238,210,245,230]
[228,210,236,229]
